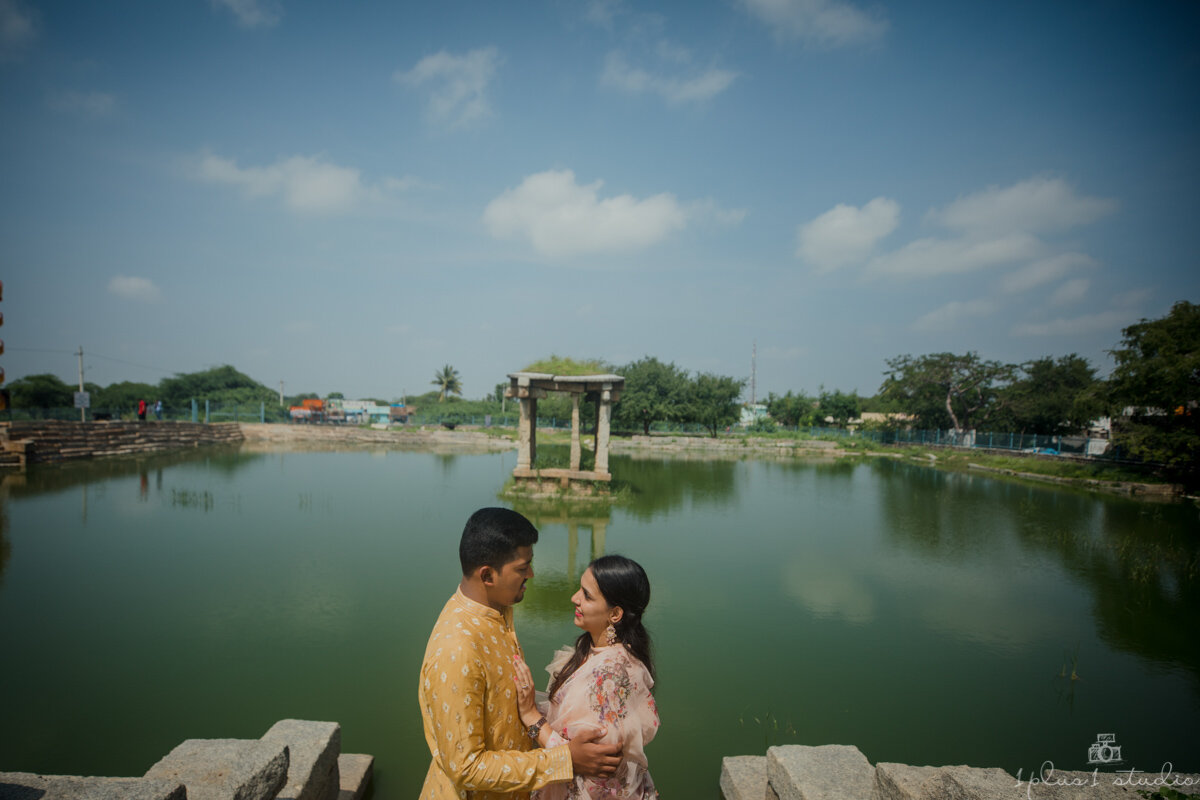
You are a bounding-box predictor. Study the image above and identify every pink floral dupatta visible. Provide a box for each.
[532,645,660,800]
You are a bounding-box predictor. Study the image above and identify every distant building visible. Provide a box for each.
[739,403,769,426]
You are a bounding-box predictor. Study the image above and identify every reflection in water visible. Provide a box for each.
[9,446,261,499]
[617,453,739,519]
[872,458,1200,682]
[0,477,9,591]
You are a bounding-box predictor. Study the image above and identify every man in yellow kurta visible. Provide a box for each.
[419,508,621,799]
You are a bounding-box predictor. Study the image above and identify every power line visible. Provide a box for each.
[8,347,175,375]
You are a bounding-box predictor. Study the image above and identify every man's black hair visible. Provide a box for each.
[459,507,539,576]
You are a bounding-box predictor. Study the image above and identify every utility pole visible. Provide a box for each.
[279,380,284,406]
[77,346,85,422]
[751,340,757,406]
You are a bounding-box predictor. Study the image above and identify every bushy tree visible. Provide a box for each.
[766,390,819,428]
[818,389,861,428]
[1107,301,1200,483]
[1002,354,1104,435]
[159,365,274,406]
[881,352,1015,432]
[684,373,746,437]
[612,356,691,435]
[7,373,75,408]
[93,381,159,411]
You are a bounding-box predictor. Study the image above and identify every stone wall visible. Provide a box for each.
[0,719,372,800]
[0,420,244,467]
[721,745,1200,800]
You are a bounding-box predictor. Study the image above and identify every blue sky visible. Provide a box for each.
[3,0,1198,402]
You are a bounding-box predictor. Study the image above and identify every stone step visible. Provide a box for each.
[144,738,288,800]
[261,719,341,800]
[874,763,1016,799]
[721,755,774,800]
[767,745,876,800]
[0,772,186,799]
[336,754,374,800]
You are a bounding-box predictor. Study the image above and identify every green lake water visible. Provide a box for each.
[1,444,1197,797]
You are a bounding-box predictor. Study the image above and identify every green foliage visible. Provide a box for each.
[7,373,75,408]
[818,389,860,427]
[685,372,746,437]
[431,364,463,402]
[1108,301,1200,484]
[612,356,691,435]
[159,365,275,407]
[328,391,345,399]
[1001,354,1104,435]
[881,352,1016,431]
[748,414,777,433]
[521,354,609,376]
[766,390,819,428]
[93,380,159,410]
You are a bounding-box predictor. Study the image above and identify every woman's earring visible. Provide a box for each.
[605,623,618,645]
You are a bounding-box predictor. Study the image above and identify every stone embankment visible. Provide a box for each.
[967,462,1181,498]
[721,745,1199,800]
[611,435,847,458]
[0,420,243,469]
[0,719,372,800]
[239,422,515,453]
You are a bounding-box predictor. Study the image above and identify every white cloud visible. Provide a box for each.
[998,252,1095,294]
[0,0,35,61]
[48,90,116,117]
[109,276,162,303]
[196,153,374,214]
[867,233,1042,279]
[740,0,887,47]
[601,51,737,105]
[796,197,898,272]
[929,176,1116,237]
[483,169,688,258]
[394,47,501,129]
[912,299,997,332]
[1050,277,1090,306]
[211,0,281,28]
[1011,310,1136,337]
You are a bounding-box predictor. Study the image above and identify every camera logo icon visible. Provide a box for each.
[1087,733,1123,765]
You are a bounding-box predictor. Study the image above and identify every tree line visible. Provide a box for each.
[7,301,1195,480]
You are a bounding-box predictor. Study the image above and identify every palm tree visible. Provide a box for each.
[431,364,463,402]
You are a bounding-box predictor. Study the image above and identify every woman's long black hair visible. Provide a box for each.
[547,554,654,701]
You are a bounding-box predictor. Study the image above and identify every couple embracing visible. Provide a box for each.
[419,507,660,800]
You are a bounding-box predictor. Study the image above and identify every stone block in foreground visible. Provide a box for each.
[0,773,185,800]
[767,745,875,800]
[144,738,288,800]
[875,762,1016,799]
[721,755,771,800]
[261,719,341,800]
[336,754,374,800]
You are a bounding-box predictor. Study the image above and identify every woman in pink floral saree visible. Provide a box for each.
[513,555,660,799]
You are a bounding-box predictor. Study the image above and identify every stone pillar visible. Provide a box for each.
[570,394,581,471]
[529,398,537,468]
[595,390,611,476]
[517,398,533,470]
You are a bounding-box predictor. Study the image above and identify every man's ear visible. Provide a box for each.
[478,565,495,586]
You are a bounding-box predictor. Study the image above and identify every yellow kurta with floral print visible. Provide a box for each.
[419,589,573,799]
